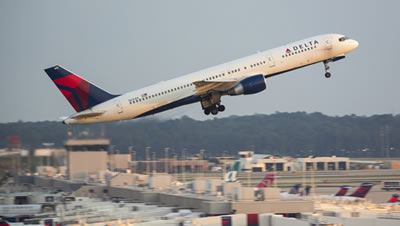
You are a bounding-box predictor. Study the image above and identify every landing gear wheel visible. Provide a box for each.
[204,109,210,115]
[323,60,332,78]
[218,105,225,112]
[211,108,219,115]
[325,72,331,78]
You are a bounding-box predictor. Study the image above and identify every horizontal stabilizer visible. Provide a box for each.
[71,111,105,119]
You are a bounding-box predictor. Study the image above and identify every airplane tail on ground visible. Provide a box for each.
[349,183,374,198]
[288,184,302,195]
[224,161,241,182]
[300,185,312,196]
[335,185,352,196]
[388,194,399,203]
[44,65,117,112]
[256,174,276,188]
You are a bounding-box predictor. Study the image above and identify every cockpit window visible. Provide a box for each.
[339,36,349,42]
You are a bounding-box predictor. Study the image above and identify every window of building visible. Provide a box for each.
[338,161,346,170]
[276,163,284,171]
[306,162,313,171]
[327,162,336,170]
[317,162,325,171]
[265,163,274,171]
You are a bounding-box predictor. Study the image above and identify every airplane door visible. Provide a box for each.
[115,100,123,114]
[325,39,332,50]
[267,56,275,67]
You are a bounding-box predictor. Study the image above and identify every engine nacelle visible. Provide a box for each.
[227,74,266,96]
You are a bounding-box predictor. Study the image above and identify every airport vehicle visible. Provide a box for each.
[381,181,400,191]
[44,34,358,124]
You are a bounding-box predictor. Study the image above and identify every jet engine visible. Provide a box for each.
[227,74,266,96]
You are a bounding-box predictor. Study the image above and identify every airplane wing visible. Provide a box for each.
[193,79,240,96]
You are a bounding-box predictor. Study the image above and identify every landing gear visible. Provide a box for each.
[203,104,225,115]
[200,92,227,115]
[323,60,331,78]
[325,72,331,78]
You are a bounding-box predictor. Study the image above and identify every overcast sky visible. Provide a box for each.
[0,0,398,123]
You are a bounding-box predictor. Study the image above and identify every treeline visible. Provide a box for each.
[1,112,399,159]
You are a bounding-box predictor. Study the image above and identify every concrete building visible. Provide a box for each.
[65,139,110,181]
[297,156,350,171]
[239,151,290,172]
[109,154,131,170]
[135,159,208,174]
[239,151,350,172]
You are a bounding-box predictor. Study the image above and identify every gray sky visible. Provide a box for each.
[0,0,398,122]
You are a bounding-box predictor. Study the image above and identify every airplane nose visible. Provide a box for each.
[351,40,359,49]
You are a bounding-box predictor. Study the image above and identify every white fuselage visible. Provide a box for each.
[64,34,358,124]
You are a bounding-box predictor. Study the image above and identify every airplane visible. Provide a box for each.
[44,34,359,124]
[315,183,374,201]
[334,185,352,196]
[280,183,373,201]
[223,161,241,182]
[255,174,276,188]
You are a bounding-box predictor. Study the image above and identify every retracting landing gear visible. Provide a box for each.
[323,60,331,78]
[201,92,225,115]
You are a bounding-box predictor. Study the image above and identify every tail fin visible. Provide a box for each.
[44,65,117,112]
[288,184,302,194]
[256,174,276,188]
[350,183,374,198]
[388,194,399,203]
[224,161,241,182]
[335,185,351,196]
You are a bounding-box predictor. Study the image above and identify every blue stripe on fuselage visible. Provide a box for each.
[135,95,201,118]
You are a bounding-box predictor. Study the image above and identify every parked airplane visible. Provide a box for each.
[335,185,352,196]
[281,183,373,201]
[224,161,241,182]
[45,34,358,124]
[256,174,276,188]
[316,183,374,201]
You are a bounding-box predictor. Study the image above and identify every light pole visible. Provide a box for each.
[164,148,169,173]
[145,147,150,175]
